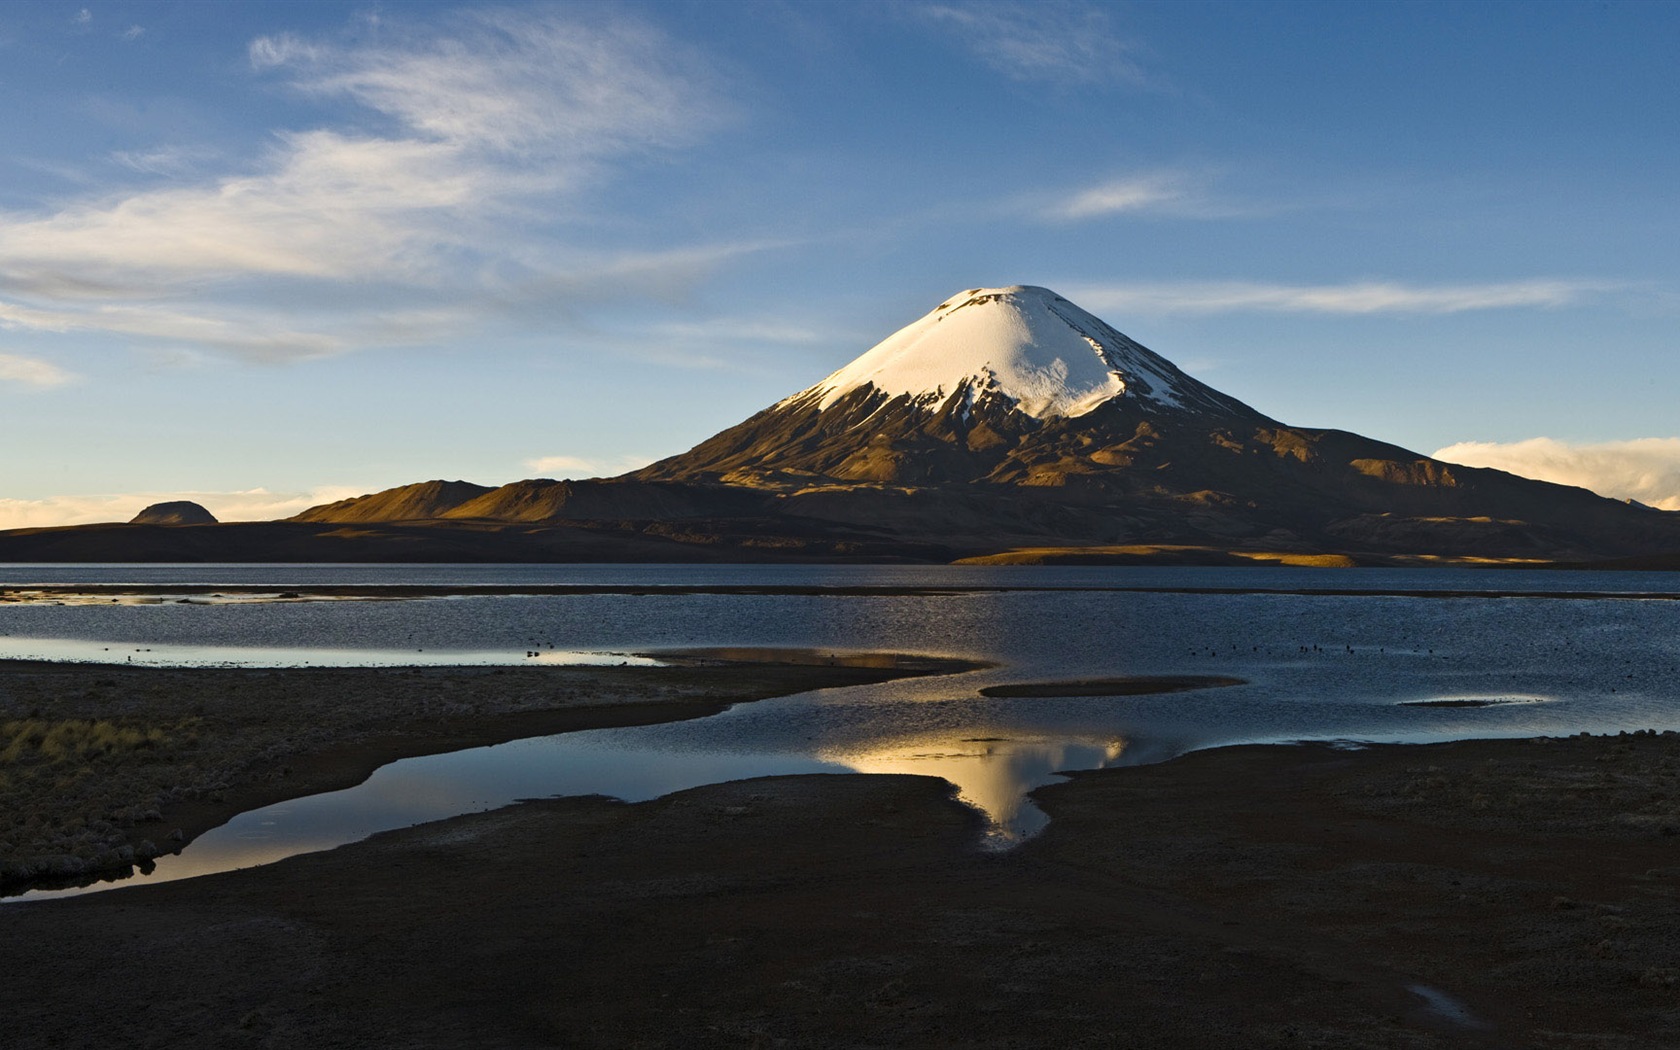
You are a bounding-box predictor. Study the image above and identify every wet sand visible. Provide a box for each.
[6,663,1680,1046]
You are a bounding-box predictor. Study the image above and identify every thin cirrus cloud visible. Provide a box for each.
[0,486,367,530]
[0,352,77,389]
[1433,437,1680,511]
[1063,279,1618,315]
[644,318,827,345]
[912,1,1148,86]
[109,144,224,178]
[0,9,734,363]
[1049,175,1185,219]
[1039,172,1258,221]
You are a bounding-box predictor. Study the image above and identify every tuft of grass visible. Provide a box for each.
[0,719,171,765]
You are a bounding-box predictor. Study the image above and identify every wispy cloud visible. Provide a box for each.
[1050,174,1185,219]
[109,144,223,177]
[0,485,368,530]
[1063,278,1618,315]
[1039,171,1265,221]
[1434,437,1680,511]
[121,25,144,42]
[0,352,77,389]
[912,1,1147,86]
[643,317,826,345]
[255,12,716,158]
[0,9,734,364]
[0,298,350,360]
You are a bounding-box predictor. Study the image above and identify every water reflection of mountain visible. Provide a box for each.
[823,735,1127,845]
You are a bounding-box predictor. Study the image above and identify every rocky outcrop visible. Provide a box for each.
[129,501,217,525]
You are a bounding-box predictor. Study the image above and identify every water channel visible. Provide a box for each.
[6,564,1680,899]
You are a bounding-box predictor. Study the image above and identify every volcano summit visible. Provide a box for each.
[8,285,1680,564]
[798,285,1248,420]
[635,284,1268,489]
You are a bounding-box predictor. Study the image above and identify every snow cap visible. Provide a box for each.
[795,285,1198,419]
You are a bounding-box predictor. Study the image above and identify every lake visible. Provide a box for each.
[6,562,1680,898]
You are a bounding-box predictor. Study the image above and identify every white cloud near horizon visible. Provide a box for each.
[1064,278,1616,315]
[0,486,369,530]
[913,1,1147,86]
[523,454,652,479]
[0,352,77,388]
[1433,437,1680,511]
[0,9,735,363]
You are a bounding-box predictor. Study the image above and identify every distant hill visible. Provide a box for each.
[130,501,217,526]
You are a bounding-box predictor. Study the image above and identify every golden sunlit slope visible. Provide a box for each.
[289,480,492,524]
[440,479,768,522]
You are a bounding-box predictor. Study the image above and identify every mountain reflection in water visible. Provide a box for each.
[826,736,1127,846]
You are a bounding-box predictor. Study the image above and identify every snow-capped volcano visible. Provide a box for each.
[786,284,1247,420]
[634,284,1266,488]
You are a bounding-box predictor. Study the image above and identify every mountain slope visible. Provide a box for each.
[628,285,1680,560]
[291,480,493,524]
[441,479,769,522]
[636,285,1264,488]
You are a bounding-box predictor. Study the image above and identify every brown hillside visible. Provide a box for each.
[291,480,493,524]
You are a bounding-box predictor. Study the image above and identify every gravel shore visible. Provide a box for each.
[5,659,1680,1047]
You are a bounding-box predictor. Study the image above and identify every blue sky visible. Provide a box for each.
[3,0,1680,524]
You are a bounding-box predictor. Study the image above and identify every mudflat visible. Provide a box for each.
[0,651,971,891]
[5,663,1680,1047]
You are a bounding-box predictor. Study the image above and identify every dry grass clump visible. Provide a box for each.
[0,718,172,765]
[0,716,201,886]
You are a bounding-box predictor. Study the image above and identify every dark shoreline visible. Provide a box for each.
[7,637,1680,1044]
[0,651,980,896]
[9,581,1680,602]
[7,730,1680,1047]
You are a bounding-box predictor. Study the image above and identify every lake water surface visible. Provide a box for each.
[7,563,1680,899]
